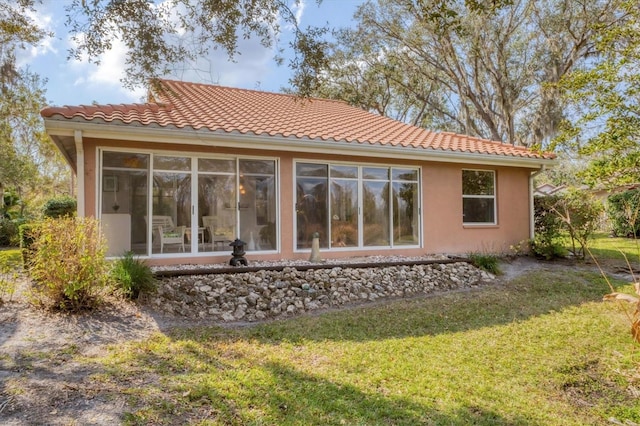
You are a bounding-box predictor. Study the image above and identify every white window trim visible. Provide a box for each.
[98,147,280,258]
[462,169,497,226]
[293,159,422,252]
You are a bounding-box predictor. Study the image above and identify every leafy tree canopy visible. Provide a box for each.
[66,0,329,96]
[0,0,67,217]
[555,0,639,188]
[311,0,625,148]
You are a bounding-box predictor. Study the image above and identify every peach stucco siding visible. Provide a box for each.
[82,138,535,266]
[423,163,532,254]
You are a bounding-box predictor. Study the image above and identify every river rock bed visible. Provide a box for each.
[148,260,495,322]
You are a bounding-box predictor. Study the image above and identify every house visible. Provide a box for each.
[41,79,556,265]
[533,183,567,197]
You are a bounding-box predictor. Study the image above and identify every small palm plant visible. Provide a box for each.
[111,251,155,299]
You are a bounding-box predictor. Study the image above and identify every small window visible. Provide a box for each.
[462,170,496,224]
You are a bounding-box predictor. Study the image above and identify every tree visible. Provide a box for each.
[555,0,639,188]
[0,1,69,218]
[312,0,624,147]
[65,0,328,97]
[308,25,452,129]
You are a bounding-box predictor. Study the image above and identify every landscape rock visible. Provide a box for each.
[149,262,493,322]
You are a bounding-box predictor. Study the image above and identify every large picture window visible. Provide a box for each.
[296,162,420,250]
[462,169,496,224]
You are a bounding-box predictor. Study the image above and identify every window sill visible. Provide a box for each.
[463,224,499,229]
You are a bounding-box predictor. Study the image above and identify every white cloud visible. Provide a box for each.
[167,30,278,90]
[45,0,295,105]
[291,0,306,27]
[66,34,145,103]
[15,7,57,67]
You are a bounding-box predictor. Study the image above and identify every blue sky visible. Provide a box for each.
[22,0,364,107]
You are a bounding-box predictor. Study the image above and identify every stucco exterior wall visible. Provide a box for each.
[423,162,532,254]
[81,138,535,265]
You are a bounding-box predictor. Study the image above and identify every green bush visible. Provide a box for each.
[533,195,566,259]
[468,252,501,275]
[529,238,566,260]
[533,191,603,260]
[28,216,109,311]
[42,196,77,219]
[554,190,603,259]
[607,189,640,237]
[110,251,155,299]
[19,223,39,268]
[0,250,20,303]
[0,218,18,246]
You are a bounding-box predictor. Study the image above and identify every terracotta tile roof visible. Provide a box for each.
[41,79,555,160]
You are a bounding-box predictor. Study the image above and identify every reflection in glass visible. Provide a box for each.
[151,172,192,254]
[362,167,389,180]
[363,181,390,246]
[198,158,235,173]
[296,177,328,248]
[462,170,494,195]
[101,152,149,256]
[331,179,358,247]
[393,182,418,245]
[239,159,276,251]
[154,155,192,171]
[198,174,236,252]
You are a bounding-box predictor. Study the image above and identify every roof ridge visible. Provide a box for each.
[157,78,350,107]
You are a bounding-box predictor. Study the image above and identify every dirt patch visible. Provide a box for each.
[0,257,631,425]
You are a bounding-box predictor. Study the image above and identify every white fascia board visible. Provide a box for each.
[43,119,557,169]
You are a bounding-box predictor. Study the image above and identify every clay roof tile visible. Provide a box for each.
[41,79,555,160]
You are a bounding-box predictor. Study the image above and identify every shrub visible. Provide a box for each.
[553,190,603,259]
[533,195,566,259]
[468,252,501,275]
[110,251,155,299]
[0,218,18,246]
[607,189,640,237]
[529,238,566,260]
[0,251,19,303]
[28,217,109,311]
[42,196,77,219]
[19,223,39,268]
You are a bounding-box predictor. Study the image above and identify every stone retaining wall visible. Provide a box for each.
[148,262,494,322]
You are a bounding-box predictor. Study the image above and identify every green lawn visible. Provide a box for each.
[4,243,639,424]
[586,232,640,267]
[85,268,639,425]
[0,248,21,301]
[0,248,21,267]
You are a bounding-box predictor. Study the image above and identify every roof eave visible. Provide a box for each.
[42,118,557,169]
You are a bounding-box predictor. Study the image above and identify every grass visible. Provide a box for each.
[79,268,640,425]
[0,248,21,268]
[0,248,21,302]
[586,232,640,267]
[468,252,501,275]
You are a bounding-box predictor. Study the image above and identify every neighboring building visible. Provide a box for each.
[533,183,567,197]
[41,80,556,265]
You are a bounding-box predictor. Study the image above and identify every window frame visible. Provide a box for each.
[98,147,279,258]
[294,160,421,251]
[462,169,497,226]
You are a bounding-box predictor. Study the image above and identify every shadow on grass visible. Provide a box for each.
[587,248,640,267]
[121,359,538,425]
[219,268,626,344]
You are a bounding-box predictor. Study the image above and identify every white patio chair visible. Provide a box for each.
[146,215,185,253]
